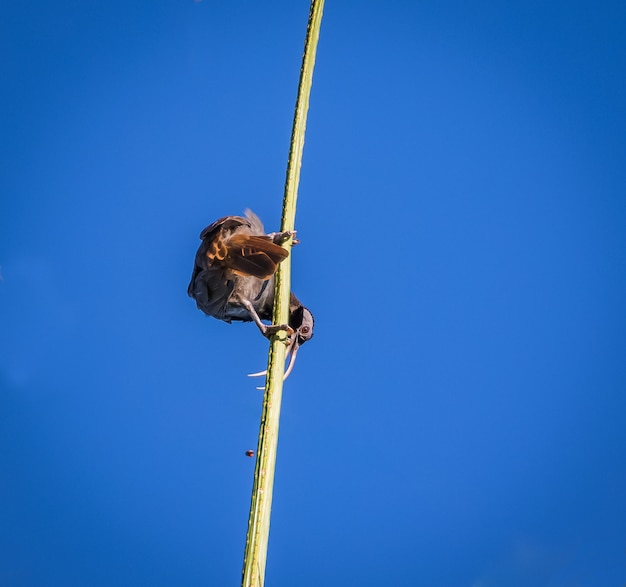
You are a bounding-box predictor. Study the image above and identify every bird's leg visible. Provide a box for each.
[240,298,294,339]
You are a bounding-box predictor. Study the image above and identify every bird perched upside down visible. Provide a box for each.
[187,210,314,378]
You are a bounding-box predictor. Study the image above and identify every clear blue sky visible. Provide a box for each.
[1,2,625,585]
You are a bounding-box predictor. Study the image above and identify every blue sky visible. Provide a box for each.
[1,1,625,585]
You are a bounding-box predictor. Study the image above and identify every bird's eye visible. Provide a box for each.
[301,326,310,335]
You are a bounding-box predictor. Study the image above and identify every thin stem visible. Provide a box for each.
[241,1,324,586]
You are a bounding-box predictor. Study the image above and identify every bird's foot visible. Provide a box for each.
[262,323,295,339]
[270,230,298,245]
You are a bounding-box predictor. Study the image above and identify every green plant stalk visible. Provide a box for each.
[241,1,324,586]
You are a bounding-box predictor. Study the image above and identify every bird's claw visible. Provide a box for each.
[263,323,294,339]
[270,230,298,245]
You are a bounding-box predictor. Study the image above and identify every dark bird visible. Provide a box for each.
[188,210,314,377]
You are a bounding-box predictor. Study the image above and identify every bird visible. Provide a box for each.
[187,210,314,377]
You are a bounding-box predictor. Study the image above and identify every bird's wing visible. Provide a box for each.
[219,234,288,280]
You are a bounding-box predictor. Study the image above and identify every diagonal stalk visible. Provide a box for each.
[241,1,324,586]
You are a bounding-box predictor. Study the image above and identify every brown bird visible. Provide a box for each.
[187,210,314,377]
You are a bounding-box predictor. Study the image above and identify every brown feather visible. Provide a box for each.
[220,233,289,279]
